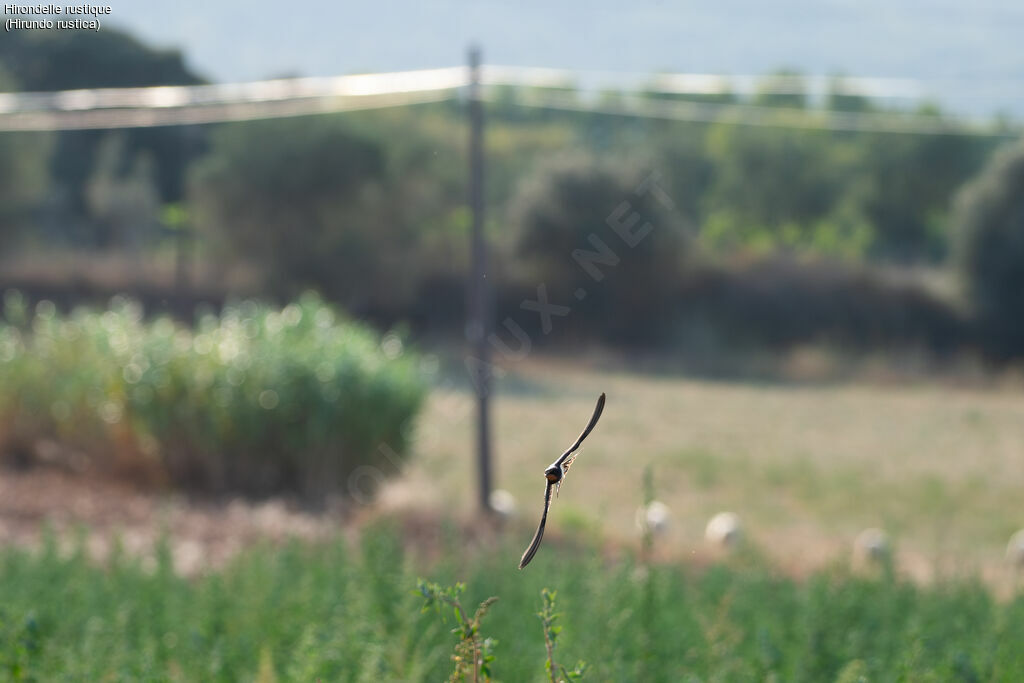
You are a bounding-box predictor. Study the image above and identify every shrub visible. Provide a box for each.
[0,291,426,499]
[509,155,691,344]
[189,117,388,305]
[189,113,466,318]
[953,137,1024,358]
[676,256,967,353]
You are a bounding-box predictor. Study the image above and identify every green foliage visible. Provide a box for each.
[0,291,426,498]
[538,588,586,682]
[1,526,1023,681]
[825,75,875,114]
[0,127,52,247]
[0,17,1007,351]
[953,137,1024,358]
[666,112,994,264]
[0,19,1004,267]
[190,116,384,301]
[676,257,966,352]
[0,67,53,247]
[417,580,498,681]
[0,26,207,246]
[510,155,689,343]
[190,112,465,314]
[862,131,991,262]
[752,70,809,109]
[702,123,872,259]
[83,134,162,249]
[0,26,201,92]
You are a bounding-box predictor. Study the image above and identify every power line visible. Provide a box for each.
[0,67,467,131]
[0,67,468,112]
[482,65,930,100]
[0,64,1017,137]
[485,89,1018,137]
[0,89,457,131]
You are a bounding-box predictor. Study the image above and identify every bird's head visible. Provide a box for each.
[544,465,562,482]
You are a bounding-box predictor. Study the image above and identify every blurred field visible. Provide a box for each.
[4,355,1024,679]
[392,355,1024,585]
[3,522,1024,681]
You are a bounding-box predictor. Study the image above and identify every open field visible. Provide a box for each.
[2,352,1022,585]
[3,356,1024,679]
[390,356,1024,588]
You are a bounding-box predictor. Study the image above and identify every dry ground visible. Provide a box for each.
[0,468,335,576]
[386,356,1024,589]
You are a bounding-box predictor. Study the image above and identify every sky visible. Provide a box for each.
[105,0,1024,117]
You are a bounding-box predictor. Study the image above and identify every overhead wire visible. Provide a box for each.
[483,88,1016,137]
[0,64,1017,137]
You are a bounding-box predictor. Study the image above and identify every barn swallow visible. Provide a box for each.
[518,393,606,569]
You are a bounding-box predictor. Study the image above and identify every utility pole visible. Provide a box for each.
[467,45,493,513]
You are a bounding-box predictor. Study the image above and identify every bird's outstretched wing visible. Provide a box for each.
[518,480,554,569]
[555,393,606,469]
[554,392,606,495]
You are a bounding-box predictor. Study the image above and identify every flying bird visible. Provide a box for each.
[518,392,606,569]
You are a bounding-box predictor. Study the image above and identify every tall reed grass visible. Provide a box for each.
[0,291,426,498]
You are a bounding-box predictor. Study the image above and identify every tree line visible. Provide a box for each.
[1,26,1022,357]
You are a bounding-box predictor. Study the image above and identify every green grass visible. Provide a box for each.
[2,523,1023,681]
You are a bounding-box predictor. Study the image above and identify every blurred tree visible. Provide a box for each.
[190,111,465,315]
[825,75,874,113]
[705,123,835,228]
[753,70,808,109]
[701,123,873,258]
[191,117,384,304]
[697,115,993,263]
[509,155,690,343]
[0,26,202,90]
[640,83,738,106]
[84,135,161,250]
[862,131,993,263]
[0,66,52,250]
[953,137,1024,358]
[0,27,206,246]
[650,122,715,232]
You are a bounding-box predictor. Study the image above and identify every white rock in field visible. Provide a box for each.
[488,489,518,520]
[705,512,742,548]
[635,500,671,536]
[1006,529,1024,568]
[853,528,890,565]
